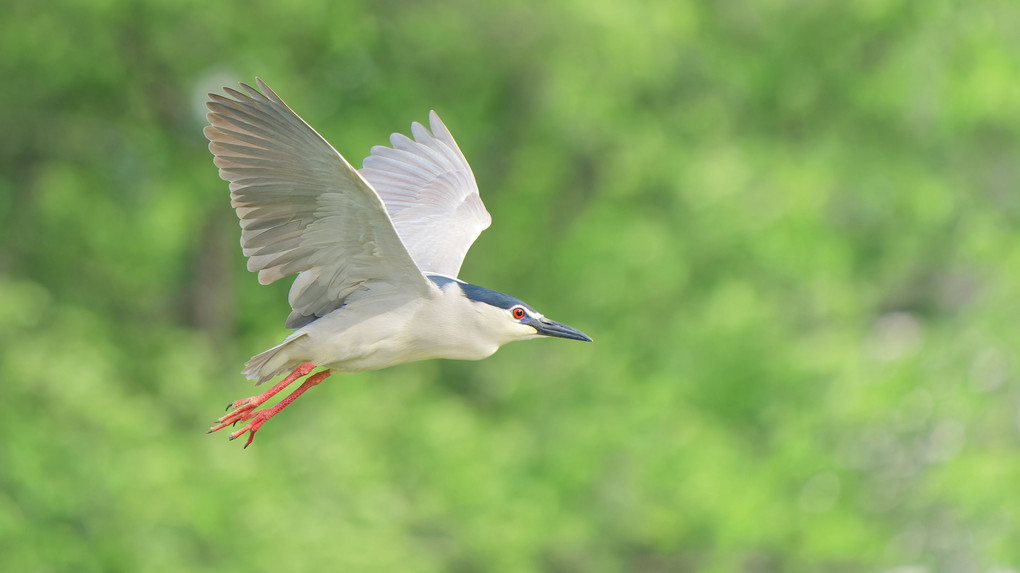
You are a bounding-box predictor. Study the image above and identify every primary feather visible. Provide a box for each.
[203,79,433,328]
[360,111,491,278]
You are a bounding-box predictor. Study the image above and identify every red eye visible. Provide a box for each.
[512,307,526,320]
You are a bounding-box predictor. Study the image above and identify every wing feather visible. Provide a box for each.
[205,78,429,328]
[359,111,491,277]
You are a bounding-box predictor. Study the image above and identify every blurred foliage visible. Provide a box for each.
[2,0,1020,571]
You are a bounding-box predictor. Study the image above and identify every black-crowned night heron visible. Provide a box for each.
[204,79,591,448]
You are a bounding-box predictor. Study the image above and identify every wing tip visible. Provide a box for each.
[426,110,457,147]
[205,77,279,107]
[255,77,282,102]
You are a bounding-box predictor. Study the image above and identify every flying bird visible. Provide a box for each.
[204,79,591,447]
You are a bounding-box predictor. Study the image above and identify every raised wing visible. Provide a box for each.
[359,111,491,278]
[204,79,431,328]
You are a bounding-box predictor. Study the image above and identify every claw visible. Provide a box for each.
[208,363,329,449]
[228,411,269,448]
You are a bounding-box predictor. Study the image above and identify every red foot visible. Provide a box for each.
[207,362,313,433]
[208,362,331,448]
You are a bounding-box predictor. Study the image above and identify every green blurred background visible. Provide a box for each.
[2,0,1019,571]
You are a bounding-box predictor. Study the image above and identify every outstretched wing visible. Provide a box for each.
[359,111,491,278]
[204,79,430,328]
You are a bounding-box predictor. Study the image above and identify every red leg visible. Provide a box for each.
[227,369,333,448]
[208,362,315,434]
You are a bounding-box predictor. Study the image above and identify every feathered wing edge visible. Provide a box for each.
[205,78,431,332]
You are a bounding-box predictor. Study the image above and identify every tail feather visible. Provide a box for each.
[242,333,308,384]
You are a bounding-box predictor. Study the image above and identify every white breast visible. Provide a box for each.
[293,280,507,373]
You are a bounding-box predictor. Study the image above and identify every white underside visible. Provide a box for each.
[244,279,537,382]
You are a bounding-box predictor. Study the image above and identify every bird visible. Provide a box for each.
[204,78,591,448]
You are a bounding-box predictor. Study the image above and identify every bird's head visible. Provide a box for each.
[462,283,592,344]
[431,276,592,346]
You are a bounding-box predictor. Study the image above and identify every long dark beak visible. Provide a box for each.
[527,317,592,342]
